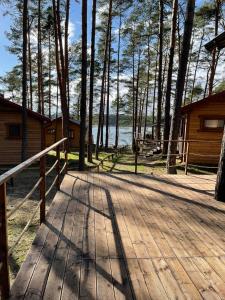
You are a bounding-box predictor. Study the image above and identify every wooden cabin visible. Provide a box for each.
[0,96,50,165]
[45,117,81,150]
[180,90,225,165]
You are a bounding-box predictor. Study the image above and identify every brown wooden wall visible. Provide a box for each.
[0,112,42,165]
[45,119,80,149]
[186,101,224,165]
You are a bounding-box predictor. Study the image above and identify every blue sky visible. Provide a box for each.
[0,0,93,77]
[0,0,205,78]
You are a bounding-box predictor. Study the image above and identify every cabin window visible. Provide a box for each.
[204,119,224,129]
[7,124,21,139]
[69,129,74,139]
[199,116,225,131]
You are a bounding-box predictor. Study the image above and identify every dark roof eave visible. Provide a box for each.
[53,116,81,126]
[181,90,225,114]
[0,97,51,123]
[205,31,225,52]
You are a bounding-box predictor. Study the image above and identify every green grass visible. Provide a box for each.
[7,200,40,281]
[48,150,217,175]
[48,150,112,170]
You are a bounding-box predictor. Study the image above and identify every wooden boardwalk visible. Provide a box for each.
[10,172,225,299]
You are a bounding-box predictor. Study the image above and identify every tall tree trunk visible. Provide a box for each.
[132,48,136,150]
[138,89,146,135]
[65,0,70,111]
[190,26,205,103]
[100,91,106,148]
[156,0,163,140]
[105,20,112,149]
[161,51,168,105]
[215,128,225,201]
[144,35,151,139]
[88,0,97,163]
[163,0,178,155]
[134,49,141,139]
[208,0,220,95]
[37,0,44,115]
[96,0,112,159]
[55,82,59,142]
[183,33,195,105]
[28,21,33,111]
[167,0,195,174]
[48,31,52,118]
[52,0,69,144]
[21,0,28,162]
[79,0,87,170]
[115,12,122,149]
[204,66,210,98]
[177,12,182,63]
[152,50,158,138]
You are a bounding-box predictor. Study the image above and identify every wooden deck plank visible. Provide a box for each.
[23,194,70,300]
[79,173,97,300]
[162,180,225,257]
[180,257,222,299]
[138,258,169,300]
[95,174,115,300]
[10,172,225,300]
[43,179,80,300]
[61,173,88,300]
[137,174,224,257]
[10,191,69,300]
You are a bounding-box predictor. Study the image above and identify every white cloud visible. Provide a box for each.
[68,20,75,42]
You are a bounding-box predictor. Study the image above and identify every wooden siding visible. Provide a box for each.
[186,101,224,165]
[0,112,42,165]
[45,119,80,149]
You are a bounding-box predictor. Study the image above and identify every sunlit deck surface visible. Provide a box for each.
[10,172,225,299]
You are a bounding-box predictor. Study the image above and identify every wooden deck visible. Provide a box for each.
[10,172,225,299]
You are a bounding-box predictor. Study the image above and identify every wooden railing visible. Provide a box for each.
[96,152,117,172]
[96,146,127,172]
[135,139,221,175]
[0,138,68,299]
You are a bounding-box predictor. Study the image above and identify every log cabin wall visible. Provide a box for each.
[0,111,43,165]
[185,101,224,165]
[45,119,80,150]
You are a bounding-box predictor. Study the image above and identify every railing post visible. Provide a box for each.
[0,182,10,299]
[185,141,190,175]
[135,141,138,174]
[64,149,68,174]
[40,155,46,224]
[56,146,60,190]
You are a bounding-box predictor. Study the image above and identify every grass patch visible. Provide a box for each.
[93,151,217,175]
[3,167,58,283]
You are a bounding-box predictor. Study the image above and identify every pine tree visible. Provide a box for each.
[167,0,196,174]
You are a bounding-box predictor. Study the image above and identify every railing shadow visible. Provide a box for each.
[25,173,135,299]
[64,173,135,299]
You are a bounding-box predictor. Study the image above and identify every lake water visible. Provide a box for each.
[92,126,152,146]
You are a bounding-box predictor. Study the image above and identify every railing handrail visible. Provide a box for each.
[134,138,221,175]
[0,137,68,299]
[135,138,221,144]
[0,138,67,186]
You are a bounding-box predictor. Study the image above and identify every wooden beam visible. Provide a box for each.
[0,183,10,299]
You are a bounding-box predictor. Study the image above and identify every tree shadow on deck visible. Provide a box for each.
[99,173,225,216]
[137,173,214,197]
[36,174,136,300]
